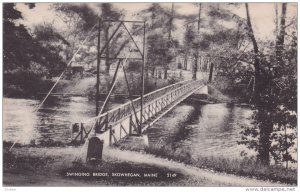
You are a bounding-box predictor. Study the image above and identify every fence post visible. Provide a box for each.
[80,124,83,143]
[105,113,108,130]
[109,125,114,146]
[129,115,132,135]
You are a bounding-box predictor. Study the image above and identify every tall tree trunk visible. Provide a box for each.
[164,67,168,79]
[184,52,188,70]
[105,25,110,74]
[192,54,198,80]
[246,3,271,165]
[245,3,260,104]
[197,3,201,33]
[165,3,175,80]
[276,3,288,167]
[275,3,279,36]
[151,67,155,77]
[236,23,241,49]
[193,3,202,80]
[145,66,149,79]
[199,55,202,71]
[168,3,174,40]
[275,3,287,67]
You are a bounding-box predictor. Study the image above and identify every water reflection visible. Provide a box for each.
[3,97,95,144]
[3,99,39,144]
[3,97,254,160]
[145,103,254,160]
[3,96,129,145]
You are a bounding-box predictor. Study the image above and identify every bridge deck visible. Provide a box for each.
[72,79,206,146]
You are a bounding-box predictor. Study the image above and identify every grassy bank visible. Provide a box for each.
[141,144,297,185]
[115,137,297,185]
[2,146,209,186]
[3,140,82,149]
[4,78,53,98]
[3,142,295,186]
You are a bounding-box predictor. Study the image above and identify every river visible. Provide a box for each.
[145,102,254,160]
[3,97,254,161]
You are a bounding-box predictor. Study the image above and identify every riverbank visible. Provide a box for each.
[143,145,297,185]
[116,136,296,185]
[3,70,184,99]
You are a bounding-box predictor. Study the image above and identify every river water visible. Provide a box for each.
[3,97,254,160]
[145,102,254,160]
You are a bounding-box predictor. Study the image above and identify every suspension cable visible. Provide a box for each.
[8,23,98,152]
[75,43,136,158]
[97,43,136,117]
[33,23,98,113]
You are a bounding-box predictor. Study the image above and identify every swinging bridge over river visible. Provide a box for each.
[72,79,207,146]
[67,20,211,147]
[13,19,213,156]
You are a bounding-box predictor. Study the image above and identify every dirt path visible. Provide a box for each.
[103,148,288,187]
[4,146,289,187]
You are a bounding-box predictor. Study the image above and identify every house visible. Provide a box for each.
[70,65,84,75]
[65,63,85,79]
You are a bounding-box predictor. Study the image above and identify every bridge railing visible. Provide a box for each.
[139,79,205,129]
[102,79,194,128]
[71,79,194,142]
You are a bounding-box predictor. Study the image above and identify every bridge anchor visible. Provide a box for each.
[86,136,104,164]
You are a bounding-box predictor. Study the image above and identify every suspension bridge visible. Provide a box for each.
[68,20,212,151]
[9,19,213,160]
[71,79,207,146]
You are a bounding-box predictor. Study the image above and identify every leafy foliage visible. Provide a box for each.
[3,3,67,97]
[138,3,179,78]
[236,3,297,167]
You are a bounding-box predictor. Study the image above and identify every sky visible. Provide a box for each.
[16,2,297,43]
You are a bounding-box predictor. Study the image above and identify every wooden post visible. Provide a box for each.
[105,114,108,130]
[209,63,214,83]
[129,115,132,135]
[109,126,112,146]
[80,124,83,143]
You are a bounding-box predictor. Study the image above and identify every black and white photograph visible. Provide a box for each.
[1,1,298,190]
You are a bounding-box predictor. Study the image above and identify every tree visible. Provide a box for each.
[192,3,202,80]
[3,3,37,72]
[182,24,196,71]
[181,3,249,83]
[239,3,297,167]
[275,3,287,68]
[3,3,67,97]
[53,3,126,74]
[138,3,178,79]
[245,3,261,104]
[33,23,69,77]
[244,3,272,165]
[99,3,124,73]
[3,3,65,76]
[190,3,296,167]
[52,3,99,63]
